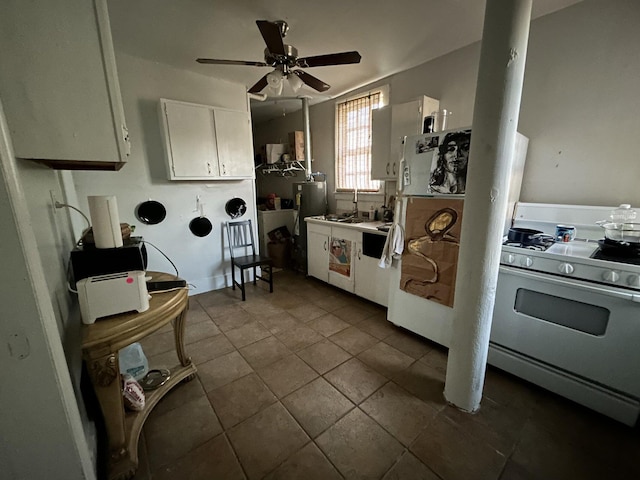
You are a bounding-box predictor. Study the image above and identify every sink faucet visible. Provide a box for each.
[352,188,358,217]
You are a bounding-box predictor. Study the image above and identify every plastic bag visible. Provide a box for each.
[122,374,145,411]
[119,342,149,381]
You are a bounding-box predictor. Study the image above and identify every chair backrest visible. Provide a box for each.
[226,220,256,259]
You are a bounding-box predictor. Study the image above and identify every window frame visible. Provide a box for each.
[334,86,389,193]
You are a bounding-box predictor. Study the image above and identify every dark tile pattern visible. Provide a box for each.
[136,269,640,480]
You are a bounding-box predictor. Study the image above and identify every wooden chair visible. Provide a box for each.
[225,219,273,301]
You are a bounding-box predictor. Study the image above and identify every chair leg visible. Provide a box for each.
[240,268,246,301]
[268,264,273,293]
[253,266,257,285]
[231,264,236,291]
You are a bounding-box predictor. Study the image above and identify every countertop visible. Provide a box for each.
[305,216,390,235]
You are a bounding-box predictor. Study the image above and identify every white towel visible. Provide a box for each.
[378,223,405,269]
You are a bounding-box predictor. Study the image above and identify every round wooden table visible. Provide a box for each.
[82,272,196,480]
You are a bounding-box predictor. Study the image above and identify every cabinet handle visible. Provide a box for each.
[386,163,390,175]
[207,162,212,175]
[222,163,227,175]
[121,125,131,156]
[357,249,362,260]
[324,240,327,251]
[392,162,396,175]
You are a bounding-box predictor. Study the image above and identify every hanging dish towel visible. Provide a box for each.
[378,223,405,268]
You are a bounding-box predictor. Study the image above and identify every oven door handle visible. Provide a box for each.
[499,266,640,302]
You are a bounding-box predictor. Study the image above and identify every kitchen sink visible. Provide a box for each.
[324,214,364,223]
[337,217,364,224]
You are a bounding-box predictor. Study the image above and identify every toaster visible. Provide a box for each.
[77,271,149,325]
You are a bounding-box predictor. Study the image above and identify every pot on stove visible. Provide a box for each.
[596,204,640,244]
[507,227,552,245]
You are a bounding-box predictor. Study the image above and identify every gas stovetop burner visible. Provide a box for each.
[503,239,555,251]
[591,239,640,266]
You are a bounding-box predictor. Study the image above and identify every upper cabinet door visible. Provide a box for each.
[160,99,254,181]
[371,106,392,180]
[0,0,130,170]
[213,108,255,178]
[371,96,439,181]
[162,101,219,179]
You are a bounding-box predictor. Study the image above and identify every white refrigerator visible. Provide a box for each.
[386,128,528,347]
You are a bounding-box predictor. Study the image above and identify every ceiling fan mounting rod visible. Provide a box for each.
[274,20,289,38]
[264,45,298,67]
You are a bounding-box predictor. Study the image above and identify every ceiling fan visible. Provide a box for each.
[196,20,361,95]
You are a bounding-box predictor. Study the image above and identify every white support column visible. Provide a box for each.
[444,0,532,412]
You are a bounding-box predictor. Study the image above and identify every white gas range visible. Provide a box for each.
[489,203,640,426]
[501,239,640,293]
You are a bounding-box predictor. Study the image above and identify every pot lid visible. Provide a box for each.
[135,200,166,225]
[225,198,247,219]
[189,216,212,237]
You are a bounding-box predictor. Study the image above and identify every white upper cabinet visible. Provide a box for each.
[371,106,393,180]
[371,95,439,181]
[160,99,255,180]
[213,108,255,178]
[0,0,130,170]
[162,101,220,178]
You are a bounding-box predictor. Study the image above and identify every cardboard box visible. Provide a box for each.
[267,241,291,269]
[288,131,304,161]
[265,143,288,164]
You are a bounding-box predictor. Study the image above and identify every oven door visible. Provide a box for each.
[491,266,640,398]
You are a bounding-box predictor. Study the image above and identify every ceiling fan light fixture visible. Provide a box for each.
[288,73,304,93]
[266,69,284,95]
[266,69,283,87]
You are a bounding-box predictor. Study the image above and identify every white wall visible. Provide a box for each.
[255,0,640,209]
[73,53,257,294]
[1,106,94,478]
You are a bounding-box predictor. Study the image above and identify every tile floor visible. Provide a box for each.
[133,269,640,480]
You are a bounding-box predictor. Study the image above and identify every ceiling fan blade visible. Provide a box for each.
[197,58,268,67]
[248,74,269,94]
[297,51,361,68]
[256,20,285,56]
[293,70,330,92]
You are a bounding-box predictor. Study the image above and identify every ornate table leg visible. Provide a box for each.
[85,353,128,466]
[172,303,194,380]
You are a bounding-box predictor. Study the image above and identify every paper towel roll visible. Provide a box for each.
[88,195,123,248]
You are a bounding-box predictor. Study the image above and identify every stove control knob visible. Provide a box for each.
[521,257,534,267]
[627,274,640,288]
[558,263,574,275]
[602,270,620,283]
[504,253,516,264]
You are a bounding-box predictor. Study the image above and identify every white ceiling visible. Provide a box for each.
[107,0,582,125]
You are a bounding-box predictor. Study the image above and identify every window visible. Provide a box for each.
[335,91,383,191]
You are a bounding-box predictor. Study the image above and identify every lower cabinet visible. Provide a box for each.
[306,221,390,306]
[355,243,391,307]
[327,226,358,293]
[307,223,330,282]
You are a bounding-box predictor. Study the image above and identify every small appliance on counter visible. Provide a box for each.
[70,236,147,288]
[77,271,149,324]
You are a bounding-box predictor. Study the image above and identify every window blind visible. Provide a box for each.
[336,92,382,191]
